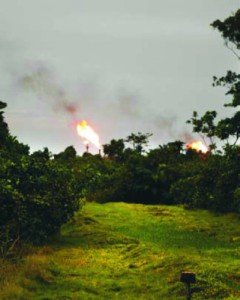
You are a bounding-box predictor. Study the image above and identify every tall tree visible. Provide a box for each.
[188,9,240,148]
[103,139,125,161]
[0,101,10,147]
[187,111,217,149]
[125,132,152,153]
[211,9,240,60]
[211,9,240,145]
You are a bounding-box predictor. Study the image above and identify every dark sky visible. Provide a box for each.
[1,1,239,154]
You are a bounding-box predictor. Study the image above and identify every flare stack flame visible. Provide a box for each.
[186,141,208,153]
[76,120,100,149]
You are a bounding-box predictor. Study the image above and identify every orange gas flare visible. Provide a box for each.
[186,141,208,153]
[76,120,100,149]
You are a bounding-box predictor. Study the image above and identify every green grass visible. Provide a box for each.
[1,202,240,299]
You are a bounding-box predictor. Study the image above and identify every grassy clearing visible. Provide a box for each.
[1,202,240,299]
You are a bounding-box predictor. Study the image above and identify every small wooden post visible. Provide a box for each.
[180,272,196,300]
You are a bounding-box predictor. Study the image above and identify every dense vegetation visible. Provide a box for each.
[0,9,240,259]
[0,102,83,257]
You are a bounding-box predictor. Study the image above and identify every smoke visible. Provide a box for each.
[115,88,142,118]
[18,64,78,117]
[63,103,77,116]
[16,62,194,147]
[153,114,176,137]
[150,113,195,146]
[178,131,194,143]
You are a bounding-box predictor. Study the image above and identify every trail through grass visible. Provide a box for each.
[1,202,240,299]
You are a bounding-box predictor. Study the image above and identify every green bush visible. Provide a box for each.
[0,102,82,256]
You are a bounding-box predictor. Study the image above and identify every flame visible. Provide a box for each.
[186,141,208,153]
[76,120,100,149]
